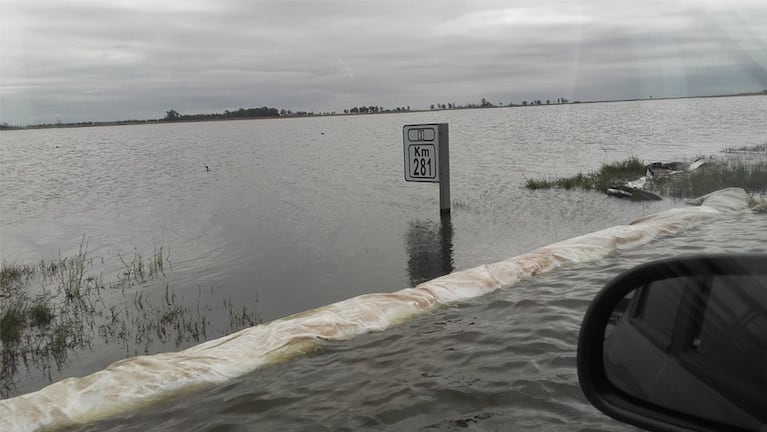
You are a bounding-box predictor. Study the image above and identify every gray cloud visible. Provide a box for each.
[2,0,766,125]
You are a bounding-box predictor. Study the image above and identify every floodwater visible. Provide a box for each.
[1,95,766,430]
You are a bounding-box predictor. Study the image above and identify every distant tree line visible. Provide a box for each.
[515,98,569,106]
[162,106,280,122]
[0,122,22,130]
[425,97,572,111]
[6,91,762,131]
[3,119,158,130]
[343,106,411,114]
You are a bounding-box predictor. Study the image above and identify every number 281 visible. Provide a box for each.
[412,158,432,176]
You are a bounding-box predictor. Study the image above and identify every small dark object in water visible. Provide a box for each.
[606,185,662,201]
[205,165,209,172]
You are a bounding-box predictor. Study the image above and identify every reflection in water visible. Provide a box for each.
[405,217,454,286]
[0,245,261,399]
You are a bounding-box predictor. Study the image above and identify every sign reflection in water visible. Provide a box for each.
[406,218,454,287]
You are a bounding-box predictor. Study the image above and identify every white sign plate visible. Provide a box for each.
[403,124,439,182]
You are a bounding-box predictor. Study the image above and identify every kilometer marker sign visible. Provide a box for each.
[403,123,451,216]
[407,144,437,180]
[403,124,440,182]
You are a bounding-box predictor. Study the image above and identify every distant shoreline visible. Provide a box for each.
[2,90,766,131]
[565,90,767,106]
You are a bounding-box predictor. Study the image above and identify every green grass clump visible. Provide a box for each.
[1,262,33,294]
[647,158,767,198]
[525,157,646,193]
[524,177,556,190]
[526,152,767,200]
[0,303,26,345]
[28,302,55,327]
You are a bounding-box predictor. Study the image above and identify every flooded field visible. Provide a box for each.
[1,95,766,430]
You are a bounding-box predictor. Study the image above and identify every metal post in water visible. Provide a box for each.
[437,123,450,218]
[403,123,451,218]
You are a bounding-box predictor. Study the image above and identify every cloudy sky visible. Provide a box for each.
[1,0,766,125]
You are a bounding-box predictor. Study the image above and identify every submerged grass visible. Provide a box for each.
[526,143,767,200]
[0,303,26,345]
[58,239,89,300]
[119,245,171,284]
[721,142,767,154]
[525,157,646,193]
[646,158,767,198]
[1,262,34,295]
[0,241,260,397]
[27,301,55,328]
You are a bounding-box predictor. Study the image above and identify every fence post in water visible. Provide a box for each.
[403,123,451,218]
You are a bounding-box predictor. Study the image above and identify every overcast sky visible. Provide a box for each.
[1,0,766,125]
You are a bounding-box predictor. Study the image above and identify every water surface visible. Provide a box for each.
[1,95,766,429]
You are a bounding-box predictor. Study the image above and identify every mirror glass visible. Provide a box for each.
[603,273,767,430]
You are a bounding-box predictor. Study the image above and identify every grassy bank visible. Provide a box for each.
[525,157,646,193]
[0,241,261,397]
[647,158,767,198]
[525,143,767,199]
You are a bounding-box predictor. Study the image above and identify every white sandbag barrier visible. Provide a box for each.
[0,188,756,432]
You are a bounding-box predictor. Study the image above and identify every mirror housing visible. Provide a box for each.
[577,254,767,432]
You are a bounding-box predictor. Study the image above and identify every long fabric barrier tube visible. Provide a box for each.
[0,188,754,431]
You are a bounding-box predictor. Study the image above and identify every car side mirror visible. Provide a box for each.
[577,254,767,432]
